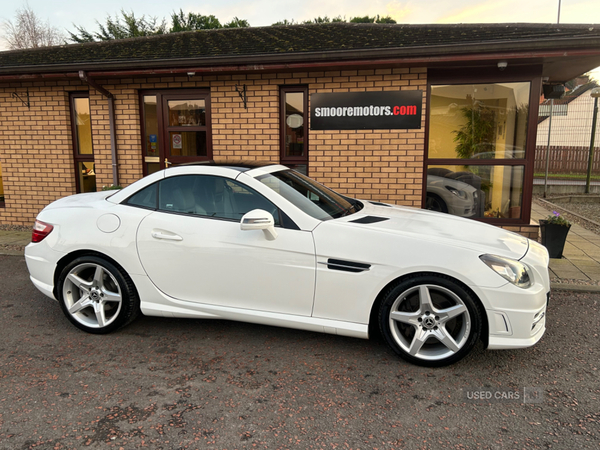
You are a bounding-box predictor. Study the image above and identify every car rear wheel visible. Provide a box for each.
[57,256,140,334]
[379,275,481,367]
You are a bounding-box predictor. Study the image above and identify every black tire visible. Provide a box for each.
[379,274,481,367]
[425,194,448,213]
[57,256,140,334]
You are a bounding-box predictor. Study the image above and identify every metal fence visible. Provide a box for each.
[535,90,600,177]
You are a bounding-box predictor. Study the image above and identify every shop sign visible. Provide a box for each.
[310,90,422,130]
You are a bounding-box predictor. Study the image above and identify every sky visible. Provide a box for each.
[1,0,600,77]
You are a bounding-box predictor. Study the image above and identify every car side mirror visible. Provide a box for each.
[240,209,278,240]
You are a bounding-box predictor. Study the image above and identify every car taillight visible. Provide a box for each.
[32,220,54,243]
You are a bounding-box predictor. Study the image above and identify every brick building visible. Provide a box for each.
[1,23,600,236]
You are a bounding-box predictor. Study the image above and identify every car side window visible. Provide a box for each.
[159,176,206,215]
[157,175,281,225]
[125,183,157,209]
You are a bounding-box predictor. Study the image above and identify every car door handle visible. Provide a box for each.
[151,231,183,241]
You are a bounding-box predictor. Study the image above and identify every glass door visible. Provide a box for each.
[162,93,211,167]
[141,90,212,175]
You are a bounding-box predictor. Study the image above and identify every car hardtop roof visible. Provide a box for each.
[175,160,280,172]
[105,160,289,205]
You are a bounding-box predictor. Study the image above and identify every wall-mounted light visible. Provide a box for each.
[497,61,508,71]
[187,72,196,77]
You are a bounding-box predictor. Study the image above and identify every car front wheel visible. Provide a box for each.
[425,194,448,213]
[57,256,140,334]
[379,275,481,367]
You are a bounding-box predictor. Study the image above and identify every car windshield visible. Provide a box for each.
[256,170,361,221]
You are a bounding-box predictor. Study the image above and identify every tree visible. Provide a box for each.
[169,10,249,32]
[170,10,222,32]
[223,17,250,28]
[349,16,374,23]
[3,3,64,49]
[302,16,345,24]
[272,19,297,26]
[69,10,167,43]
[69,10,250,42]
[273,15,395,26]
[350,15,396,24]
[374,16,397,24]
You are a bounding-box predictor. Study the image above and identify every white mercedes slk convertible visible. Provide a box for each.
[25,162,550,367]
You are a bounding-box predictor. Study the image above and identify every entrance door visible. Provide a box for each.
[141,91,212,175]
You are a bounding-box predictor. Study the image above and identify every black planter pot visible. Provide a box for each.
[539,220,571,258]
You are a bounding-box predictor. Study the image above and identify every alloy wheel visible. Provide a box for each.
[62,262,123,329]
[388,284,471,361]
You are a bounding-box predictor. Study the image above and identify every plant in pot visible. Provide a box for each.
[539,211,571,258]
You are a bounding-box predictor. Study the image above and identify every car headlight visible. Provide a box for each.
[480,254,533,289]
[445,186,467,199]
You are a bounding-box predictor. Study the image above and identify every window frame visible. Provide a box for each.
[280,85,309,174]
[423,66,543,225]
[0,160,4,208]
[69,91,96,193]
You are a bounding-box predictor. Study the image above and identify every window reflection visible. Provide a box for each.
[71,94,96,193]
[427,82,530,221]
[284,92,305,157]
[168,100,206,126]
[428,83,529,160]
[426,165,524,219]
[74,98,93,156]
[143,96,159,157]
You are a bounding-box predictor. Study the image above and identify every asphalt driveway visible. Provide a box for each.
[1,254,598,449]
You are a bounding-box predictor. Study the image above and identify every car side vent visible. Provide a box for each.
[369,201,392,207]
[350,216,389,224]
[326,259,371,273]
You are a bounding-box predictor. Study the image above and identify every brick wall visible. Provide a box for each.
[308,67,426,205]
[0,80,83,225]
[501,224,540,240]
[0,67,427,226]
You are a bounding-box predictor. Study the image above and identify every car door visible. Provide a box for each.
[135,174,316,316]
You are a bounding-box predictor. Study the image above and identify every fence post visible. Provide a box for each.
[586,89,600,194]
[544,99,554,198]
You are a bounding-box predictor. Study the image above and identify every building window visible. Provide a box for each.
[425,81,533,222]
[140,90,212,175]
[0,160,4,207]
[70,93,96,193]
[280,86,308,175]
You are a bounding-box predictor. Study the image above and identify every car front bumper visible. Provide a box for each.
[477,282,548,350]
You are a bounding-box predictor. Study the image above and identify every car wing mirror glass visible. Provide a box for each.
[240,209,278,240]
